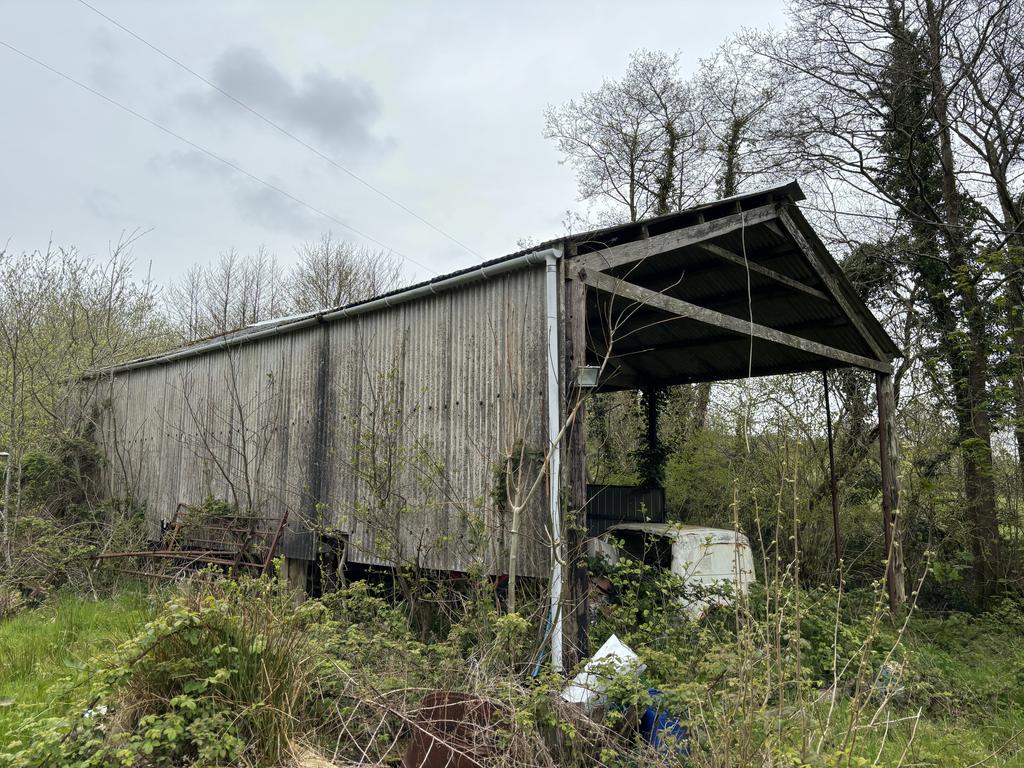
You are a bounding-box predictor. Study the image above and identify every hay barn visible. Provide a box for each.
[83,182,903,656]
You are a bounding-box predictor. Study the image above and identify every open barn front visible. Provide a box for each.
[555,182,905,661]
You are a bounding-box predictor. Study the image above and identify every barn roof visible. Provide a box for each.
[89,181,899,381]
[566,181,901,388]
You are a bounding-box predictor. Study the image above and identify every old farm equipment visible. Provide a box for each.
[93,502,288,581]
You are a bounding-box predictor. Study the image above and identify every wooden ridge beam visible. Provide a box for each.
[576,268,892,374]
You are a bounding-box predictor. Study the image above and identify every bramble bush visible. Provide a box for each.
[4,558,1024,766]
[1,574,325,767]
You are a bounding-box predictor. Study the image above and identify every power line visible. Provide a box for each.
[801,202,1023,239]
[76,0,482,259]
[0,38,438,277]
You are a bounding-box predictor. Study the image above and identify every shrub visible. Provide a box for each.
[1,573,323,767]
[18,433,102,514]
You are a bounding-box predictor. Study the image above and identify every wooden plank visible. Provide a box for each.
[695,242,830,301]
[576,268,893,374]
[575,203,780,272]
[777,209,890,361]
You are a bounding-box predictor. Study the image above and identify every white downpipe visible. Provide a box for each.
[544,247,564,672]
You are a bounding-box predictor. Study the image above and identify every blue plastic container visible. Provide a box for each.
[639,688,690,756]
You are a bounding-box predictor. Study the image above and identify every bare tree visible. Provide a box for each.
[943,0,1024,468]
[0,233,166,579]
[164,246,288,342]
[748,0,1021,599]
[544,50,703,224]
[693,39,792,199]
[165,237,403,343]
[289,233,402,312]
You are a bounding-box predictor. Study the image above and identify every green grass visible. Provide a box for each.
[852,609,1024,766]
[2,588,1024,765]
[0,589,151,746]
[825,699,1024,766]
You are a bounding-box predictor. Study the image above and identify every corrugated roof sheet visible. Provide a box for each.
[583,190,900,387]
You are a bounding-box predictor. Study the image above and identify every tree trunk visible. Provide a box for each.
[923,0,1001,601]
[689,382,712,437]
[1006,274,1024,474]
[958,362,1002,600]
[876,372,906,610]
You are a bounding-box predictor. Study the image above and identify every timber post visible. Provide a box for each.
[564,261,590,664]
[280,556,308,602]
[876,371,906,610]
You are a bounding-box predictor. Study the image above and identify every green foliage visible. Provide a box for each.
[2,429,148,597]
[664,428,735,520]
[0,590,150,749]
[1,575,321,767]
[900,600,1024,718]
[0,585,24,620]
[632,389,667,487]
[5,576,1024,766]
[19,432,102,512]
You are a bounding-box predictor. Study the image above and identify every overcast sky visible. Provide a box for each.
[0,1,787,286]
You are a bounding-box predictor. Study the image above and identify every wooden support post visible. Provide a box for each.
[281,556,308,603]
[823,371,842,572]
[640,387,662,487]
[564,270,590,663]
[875,371,906,610]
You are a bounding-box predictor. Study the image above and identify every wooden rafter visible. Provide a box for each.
[777,209,890,361]
[575,203,779,272]
[576,267,892,374]
[695,242,830,301]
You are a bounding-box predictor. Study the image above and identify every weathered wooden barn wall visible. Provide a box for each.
[88,265,551,577]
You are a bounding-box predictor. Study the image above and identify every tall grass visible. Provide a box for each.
[2,562,1024,764]
[0,589,150,746]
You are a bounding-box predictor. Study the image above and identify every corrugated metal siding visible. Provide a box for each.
[88,265,551,578]
[586,485,666,537]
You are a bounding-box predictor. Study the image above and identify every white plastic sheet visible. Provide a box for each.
[561,634,645,711]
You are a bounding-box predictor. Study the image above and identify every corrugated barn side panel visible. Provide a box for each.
[88,264,550,578]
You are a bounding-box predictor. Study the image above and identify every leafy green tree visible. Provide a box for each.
[876,4,1001,599]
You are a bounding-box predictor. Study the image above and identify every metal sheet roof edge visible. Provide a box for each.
[83,247,557,378]
[84,180,849,379]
